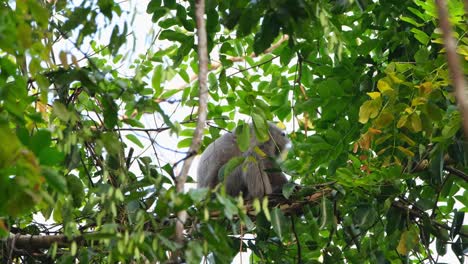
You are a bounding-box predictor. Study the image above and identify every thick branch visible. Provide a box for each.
[4,234,79,250]
[435,0,468,138]
[174,0,209,249]
[3,188,330,254]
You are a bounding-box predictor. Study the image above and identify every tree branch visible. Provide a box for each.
[174,0,209,255]
[3,187,331,255]
[445,166,468,182]
[435,0,468,138]
[166,35,289,93]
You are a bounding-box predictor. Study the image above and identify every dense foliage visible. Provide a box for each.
[0,0,467,263]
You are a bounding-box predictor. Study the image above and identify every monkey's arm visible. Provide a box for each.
[263,158,288,193]
[243,155,273,198]
[197,133,239,188]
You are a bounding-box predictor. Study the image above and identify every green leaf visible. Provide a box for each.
[67,175,85,207]
[429,146,444,184]
[253,13,280,55]
[252,113,269,143]
[42,167,67,194]
[317,79,341,98]
[160,30,187,42]
[218,156,245,182]
[147,0,162,13]
[353,205,376,229]
[450,211,464,238]
[39,147,65,166]
[101,132,122,155]
[270,207,288,241]
[188,188,209,203]
[425,102,444,121]
[219,69,228,94]
[282,182,297,199]
[126,134,144,148]
[410,28,430,45]
[102,94,118,129]
[163,0,176,9]
[216,194,238,220]
[400,16,424,27]
[122,118,145,128]
[151,7,167,23]
[53,102,71,122]
[31,129,51,155]
[436,237,447,255]
[152,65,164,97]
[235,122,250,152]
[178,137,192,148]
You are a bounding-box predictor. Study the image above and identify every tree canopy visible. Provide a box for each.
[0,0,467,263]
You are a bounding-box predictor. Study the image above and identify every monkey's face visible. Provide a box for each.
[267,124,290,158]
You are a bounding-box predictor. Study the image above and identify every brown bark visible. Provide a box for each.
[435,0,468,138]
[173,0,209,257]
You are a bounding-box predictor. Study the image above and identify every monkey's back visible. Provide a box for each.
[197,132,242,188]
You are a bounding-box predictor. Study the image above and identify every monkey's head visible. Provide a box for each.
[263,123,290,158]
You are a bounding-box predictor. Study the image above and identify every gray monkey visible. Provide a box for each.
[197,122,289,199]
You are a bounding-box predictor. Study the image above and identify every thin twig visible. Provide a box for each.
[227,55,279,77]
[445,166,468,182]
[290,216,302,264]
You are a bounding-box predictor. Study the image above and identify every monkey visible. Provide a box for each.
[197,122,290,199]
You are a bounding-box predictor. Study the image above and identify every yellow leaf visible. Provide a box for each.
[457,45,468,56]
[375,134,392,145]
[276,121,286,130]
[18,23,32,49]
[409,113,422,132]
[397,231,409,255]
[262,197,270,221]
[377,79,393,93]
[254,146,267,158]
[359,99,382,124]
[400,133,416,146]
[359,101,372,124]
[388,72,403,84]
[397,115,408,128]
[376,146,391,155]
[397,146,415,157]
[368,128,382,134]
[374,111,394,128]
[417,82,433,94]
[71,55,79,67]
[59,51,69,69]
[393,155,402,165]
[397,227,420,255]
[411,97,427,106]
[404,107,414,114]
[367,92,381,99]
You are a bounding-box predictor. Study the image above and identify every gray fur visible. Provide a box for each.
[197,123,289,198]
